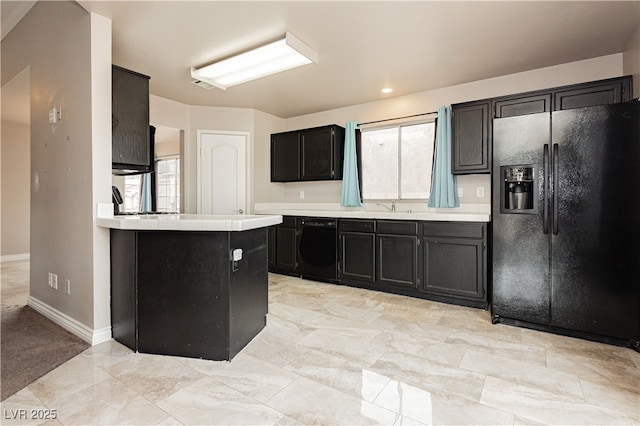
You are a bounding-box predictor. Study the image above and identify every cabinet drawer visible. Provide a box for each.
[280,216,297,228]
[376,220,418,236]
[339,219,375,233]
[421,222,484,239]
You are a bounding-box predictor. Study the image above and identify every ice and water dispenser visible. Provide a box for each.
[500,166,536,213]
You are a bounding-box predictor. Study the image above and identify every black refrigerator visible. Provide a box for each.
[491,100,639,348]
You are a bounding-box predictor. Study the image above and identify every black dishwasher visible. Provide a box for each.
[298,218,338,282]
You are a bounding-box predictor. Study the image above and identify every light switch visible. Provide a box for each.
[49,108,57,124]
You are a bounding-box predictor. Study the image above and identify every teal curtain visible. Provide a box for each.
[141,173,152,212]
[428,106,459,208]
[340,121,363,207]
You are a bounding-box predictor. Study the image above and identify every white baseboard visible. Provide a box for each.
[1,253,30,262]
[27,296,112,345]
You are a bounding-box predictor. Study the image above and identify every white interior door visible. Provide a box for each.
[198,131,247,214]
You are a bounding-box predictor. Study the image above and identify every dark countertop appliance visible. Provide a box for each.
[491,100,640,349]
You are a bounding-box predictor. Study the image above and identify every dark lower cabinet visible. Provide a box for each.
[421,222,486,306]
[377,234,419,289]
[376,220,419,290]
[111,228,268,361]
[271,217,488,309]
[422,238,484,298]
[267,226,276,269]
[339,220,376,283]
[268,216,299,275]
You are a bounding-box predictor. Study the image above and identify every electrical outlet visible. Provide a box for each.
[48,273,53,287]
[65,279,71,295]
[457,187,463,197]
[52,274,58,290]
[476,187,485,197]
[299,190,305,199]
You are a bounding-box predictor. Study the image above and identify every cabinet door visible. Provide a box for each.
[377,234,418,289]
[267,226,276,269]
[452,101,491,174]
[553,78,631,111]
[110,229,138,351]
[340,232,376,283]
[112,66,150,168]
[422,237,484,300]
[275,227,298,272]
[271,132,299,182]
[494,93,552,118]
[300,126,340,180]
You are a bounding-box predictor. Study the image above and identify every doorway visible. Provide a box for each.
[1,67,31,304]
[197,130,248,215]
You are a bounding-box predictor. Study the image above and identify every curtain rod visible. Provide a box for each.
[358,110,439,126]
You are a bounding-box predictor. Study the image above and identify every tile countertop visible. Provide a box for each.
[96,204,283,231]
[253,203,491,222]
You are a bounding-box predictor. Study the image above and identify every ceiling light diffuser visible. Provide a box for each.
[191,32,318,90]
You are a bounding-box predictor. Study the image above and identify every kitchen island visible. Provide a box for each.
[97,208,282,361]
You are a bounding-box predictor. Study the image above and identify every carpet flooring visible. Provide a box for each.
[1,304,90,401]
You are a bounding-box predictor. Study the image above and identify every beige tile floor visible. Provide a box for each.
[1,259,639,425]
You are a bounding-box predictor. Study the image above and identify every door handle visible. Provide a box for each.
[543,144,549,234]
[552,143,559,235]
[238,209,244,214]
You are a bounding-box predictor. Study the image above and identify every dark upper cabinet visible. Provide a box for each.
[452,100,491,174]
[421,222,486,303]
[494,93,552,118]
[452,77,632,176]
[339,220,376,283]
[553,77,632,111]
[493,76,632,119]
[301,126,345,180]
[270,131,300,182]
[112,65,151,172]
[270,125,345,182]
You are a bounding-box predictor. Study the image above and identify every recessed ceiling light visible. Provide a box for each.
[382,88,393,94]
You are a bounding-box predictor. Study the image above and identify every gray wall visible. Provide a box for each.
[1,1,112,335]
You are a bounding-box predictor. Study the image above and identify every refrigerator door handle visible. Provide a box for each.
[552,143,559,235]
[543,144,550,234]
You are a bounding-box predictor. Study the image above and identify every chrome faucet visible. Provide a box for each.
[377,202,396,213]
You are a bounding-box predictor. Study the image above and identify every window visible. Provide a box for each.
[121,157,180,213]
[361,122,436,200]
[156,157,180,213]
[123,175,142,212]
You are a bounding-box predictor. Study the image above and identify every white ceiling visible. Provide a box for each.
[3,1,640,119]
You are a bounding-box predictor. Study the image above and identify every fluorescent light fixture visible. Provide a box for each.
[191,32,318,90]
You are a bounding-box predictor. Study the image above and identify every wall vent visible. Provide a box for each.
[191,79,215,90]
